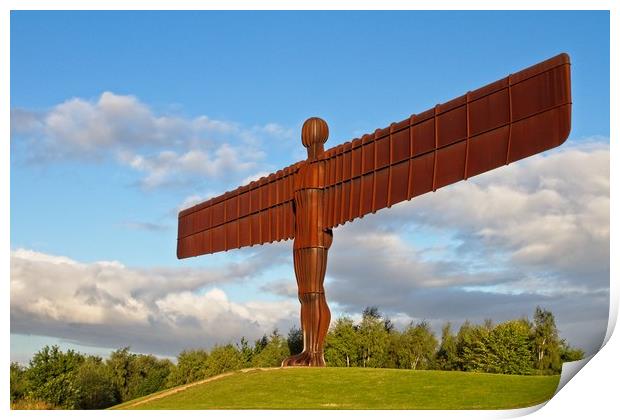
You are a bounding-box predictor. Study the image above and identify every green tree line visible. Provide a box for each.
[10,306,583,409]
[324,306,583,374]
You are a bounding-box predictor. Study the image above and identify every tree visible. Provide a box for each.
[532,306,561,372]
[26,345,84,409]
[254,334,269,355]
[128,354,173,399]
[457,322,490,372]
[484,320,533,375]
[325,317,359,367]
[383,329,401,369]
[435,323,458,371]
[363,306,381,319]
[559,339,585,363]
[206,344,243,376]
[10,362,29,403]
[106,347,172,402]
[383,316,395,334]
[74,357,117,409]
[358,307,389,368]
[287,326,304,356]
[166,349,209,387]
[457,319,533,375]
[106,347,135,401]
[252,330,290,367]
[237,337,254,367]
[397,321,438,370]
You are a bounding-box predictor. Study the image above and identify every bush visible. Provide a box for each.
[11,398,59,410]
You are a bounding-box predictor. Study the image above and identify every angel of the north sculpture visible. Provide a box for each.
[177,53,571,367]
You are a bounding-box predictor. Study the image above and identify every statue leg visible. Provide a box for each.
[282,232,332,367]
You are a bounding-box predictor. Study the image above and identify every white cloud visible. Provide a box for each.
[117,144,262,189]
[176,193,218,214]
[10,247,297,356]
[25,92,177,154]
[11,92,292,188]
[119,221,168,232]
[241,171,272,185]
[255,122,294,139]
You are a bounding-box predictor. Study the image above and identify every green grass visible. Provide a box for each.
[112,368,560,410]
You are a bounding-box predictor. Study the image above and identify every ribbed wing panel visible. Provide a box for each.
[177,162,302,258]
[321,53,571,229]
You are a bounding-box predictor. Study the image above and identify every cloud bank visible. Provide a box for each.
[11,248,297,357]
[11,92,294,189]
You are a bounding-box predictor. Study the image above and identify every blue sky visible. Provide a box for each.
[10,10,610,363]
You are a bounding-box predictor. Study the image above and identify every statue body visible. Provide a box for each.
[283,118,332,367]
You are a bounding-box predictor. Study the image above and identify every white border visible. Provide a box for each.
[2,2,616,419]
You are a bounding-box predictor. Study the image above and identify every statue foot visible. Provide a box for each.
[281,351,309,367]
[307,352,326,367]
[281,351,325,367]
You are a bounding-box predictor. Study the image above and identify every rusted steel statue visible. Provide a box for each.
[177,53,572,367]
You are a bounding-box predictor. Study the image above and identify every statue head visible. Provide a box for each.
[301,117,329,161]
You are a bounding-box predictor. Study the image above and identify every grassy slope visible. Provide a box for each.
[113,368,560,410]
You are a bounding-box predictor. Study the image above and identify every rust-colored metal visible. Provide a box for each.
[177,53,572,366]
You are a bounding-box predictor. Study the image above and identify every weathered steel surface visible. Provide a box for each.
[176,53,572,366]
[283,118,333,366]
[320,53,571,229]
[177,161,301,257]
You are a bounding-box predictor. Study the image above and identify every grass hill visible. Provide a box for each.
[112,367,560,410]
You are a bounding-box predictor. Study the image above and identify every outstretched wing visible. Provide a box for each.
[320,53,571,229]
[177,162,302,258]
